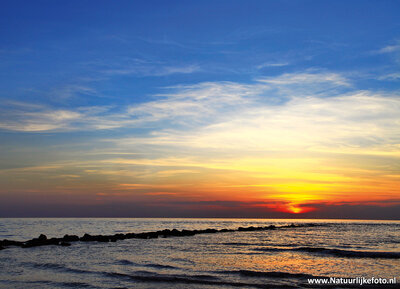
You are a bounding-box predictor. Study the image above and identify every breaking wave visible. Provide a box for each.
[255,247,400,259]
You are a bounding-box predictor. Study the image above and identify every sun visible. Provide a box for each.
[287,204,303,214]
[273,203,316,214]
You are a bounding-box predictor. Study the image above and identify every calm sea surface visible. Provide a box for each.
[0,218,399,288]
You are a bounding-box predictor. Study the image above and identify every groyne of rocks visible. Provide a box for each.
[0,223,318,250]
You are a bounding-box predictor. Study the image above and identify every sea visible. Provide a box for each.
[0,218,399,288]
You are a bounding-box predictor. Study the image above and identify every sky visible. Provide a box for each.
[0,0,399,218]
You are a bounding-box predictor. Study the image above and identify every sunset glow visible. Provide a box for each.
[0,1,399,219]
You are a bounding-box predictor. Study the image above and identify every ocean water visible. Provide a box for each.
[0,218,399,288]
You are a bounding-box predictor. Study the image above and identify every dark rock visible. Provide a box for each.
[80,233,94,242]
[23,235,54,248]
[22,240,40,248]
[0,239,23,247]
[219,229,234,233]
[203,228,218,234]
[114,234,126,240]
[60,242,71,246]
[38,234,47,241]
[48,238,61,245]
[0,245,4,250]
[170,229,180,236]
[63,234,79,242]
[181,230,195,236]
[23,237,60,248]
[146,232,158,239]
[125,233,136,239]
[135,233,148,239]
[155,230,169,238]
[238,226,259,232]
[95,235,110,242]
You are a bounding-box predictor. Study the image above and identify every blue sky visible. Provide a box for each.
[1,0,399,106]
[0,0,400,218]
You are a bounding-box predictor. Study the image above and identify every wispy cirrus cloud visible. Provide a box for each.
[256,62,290,69]
[378,72,400,81]
[103,64,201,77]
[0,106,83,132]
[0,70,397,140]
[124,91,400,153]
[258,71,350,86]
[49,84,98,100]
[377,43,400,54]
[374,40,400,64]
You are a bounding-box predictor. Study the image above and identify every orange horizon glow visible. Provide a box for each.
[1,73,400,217]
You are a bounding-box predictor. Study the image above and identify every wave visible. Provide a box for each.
[222,242,312,247]
[143,263,179,269]
[25,262,96,274]
[15,261,303,288]
[217,269,321,279]
[105,271,294,288]
[221,242,254,246]
[116,259,179,269]
[55,281,93,288]
[255,247,400,259]
[169,257,196,265]
[25,262,266,288]
[0,280,95,288]
[116,259,138,266]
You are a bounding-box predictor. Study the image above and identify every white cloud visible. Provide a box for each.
[156,65,200,75]
[104,64,200,77]
[2,70,398,152]
[374,41,400,64]
[0,108,83,132]
[378,73,400,81]
[116,91,400,155]
[258,71,350,87]
[257,62,290,69]
[378,44,400,54]
[50,85,98,99]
